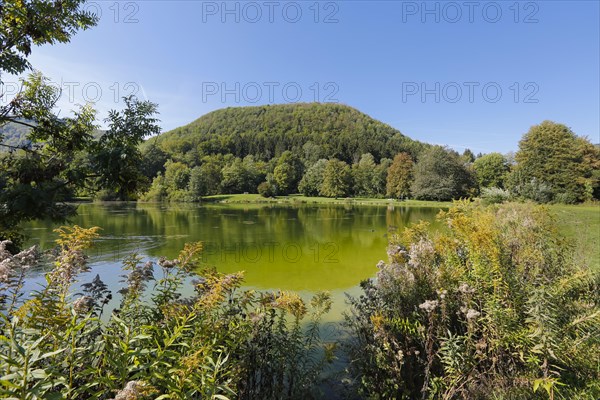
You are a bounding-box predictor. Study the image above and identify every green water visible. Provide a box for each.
[23,202,443,320]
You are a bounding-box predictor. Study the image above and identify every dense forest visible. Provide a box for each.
[138,103,599,204]
[146,103,428,164]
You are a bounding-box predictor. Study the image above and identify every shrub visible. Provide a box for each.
[480,186,510,204]
[411,146,475,201]
[0,227,333,399]
[257,181,276,198]
[345,201,600,399]
[508,174,555,203]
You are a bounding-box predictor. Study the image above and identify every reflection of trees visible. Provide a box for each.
[23,203,443,291]
[385,205,446,233]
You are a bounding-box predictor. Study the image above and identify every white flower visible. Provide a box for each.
[0,243,38,284]
[73,296,94,315]
[466,309,481,320]
[458,283,475,294]
[419,299,438,313]
[408,238,435,270]
[112,380,152,400]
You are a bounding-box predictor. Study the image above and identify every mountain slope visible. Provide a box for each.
[0,121,31,150]
[148,103,428,163]
[0,122,106,152]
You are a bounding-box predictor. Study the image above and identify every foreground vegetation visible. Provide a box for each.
[1,202,598,399]
[345,201,600,399]
[0,227,334,399]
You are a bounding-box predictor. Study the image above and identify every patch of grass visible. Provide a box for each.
[550,203,600,270]
[202,193,452,208]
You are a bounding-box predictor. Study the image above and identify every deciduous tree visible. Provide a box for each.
[411,146,474,201]
[352,153,377,196]
[273,151,303,195]
[92,96,161,200]
[298,159,327,196]
[509,121,600,203]
[473,152,509,189]
[386,152,414,199]
[320,159,352,198]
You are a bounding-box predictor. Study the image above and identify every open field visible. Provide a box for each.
[550,203,600,270]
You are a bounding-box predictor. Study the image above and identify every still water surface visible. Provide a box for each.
[23,202,444,320]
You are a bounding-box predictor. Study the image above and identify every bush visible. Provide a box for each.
[0,227,333,399]
[257,181,276,198]
[480,186,510,204]
[553,192,579,204]
[345,202,600,399]
[411,146,475,201]
[508,174,555,203]
[94,188,119,201]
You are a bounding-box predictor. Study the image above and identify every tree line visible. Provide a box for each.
[140,116,600,204]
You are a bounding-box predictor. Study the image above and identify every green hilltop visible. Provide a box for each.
[147,103,429,163]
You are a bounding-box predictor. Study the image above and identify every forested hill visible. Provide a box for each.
[0,122,31,149]
[0,122,106,151]
[147,103,429,163]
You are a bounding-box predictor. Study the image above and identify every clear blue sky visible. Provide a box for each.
[13,0,600,153]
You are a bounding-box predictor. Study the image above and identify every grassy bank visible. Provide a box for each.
[550,203,600,270]
[201,193,453,208]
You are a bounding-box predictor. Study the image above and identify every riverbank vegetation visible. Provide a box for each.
[345,201,599,399]
[197,193,453,207]
[0,227,334,399]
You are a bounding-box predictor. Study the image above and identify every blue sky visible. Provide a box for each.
[8,0,600,153]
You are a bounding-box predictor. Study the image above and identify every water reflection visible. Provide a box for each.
[23,202,444,320]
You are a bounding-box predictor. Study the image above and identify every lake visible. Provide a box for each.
[23,202,445,321]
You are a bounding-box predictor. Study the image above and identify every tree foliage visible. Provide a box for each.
[0,1,163,247]
[148,103,428,165]
[508,121,600,203]
[352,153,378,197]
[320,159,352,198]
[386,152,414,199]
[298,159,327,197]
[0,73,96,247]
[473,152,509,189]
[273,151,302,195]
[0,0,97,76]
[92,96,161,200]
[411,146,475,201]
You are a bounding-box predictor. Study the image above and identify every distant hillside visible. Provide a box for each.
[0,121,31,149]
[0,122,105,151]
[147,103,428,163]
